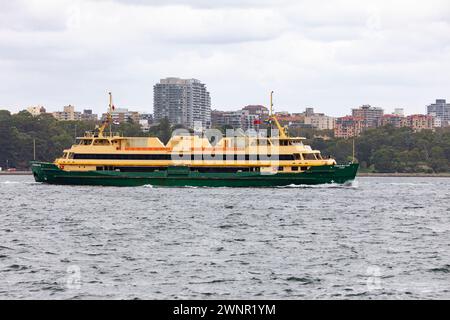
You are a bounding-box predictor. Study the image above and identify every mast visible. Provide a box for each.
[98,92,113,138]
[269,91,288,139]
[270,90,274,116]
[109,92,113,138]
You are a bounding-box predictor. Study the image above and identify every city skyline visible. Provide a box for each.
[1,0,449,115]
[4,95,448,120]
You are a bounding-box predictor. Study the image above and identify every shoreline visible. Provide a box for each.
[357,172,450,177]
[1,171,450,178]
[0,171,32,175]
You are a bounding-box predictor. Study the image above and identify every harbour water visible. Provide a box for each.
[0,175,449,299]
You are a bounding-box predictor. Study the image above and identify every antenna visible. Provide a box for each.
[109,92,113,138]
[270,91,274,116]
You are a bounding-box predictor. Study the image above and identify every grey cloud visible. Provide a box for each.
[0,1,68,32]
[0,0,449,115]
[105,0,291,9]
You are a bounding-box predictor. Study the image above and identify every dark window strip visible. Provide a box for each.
[74,154,295,161]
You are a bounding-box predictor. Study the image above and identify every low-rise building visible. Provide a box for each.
[139,120,150,133]
[432,116,442,128]
[102,108,140,124]
[212,106,336,132]
[334,116,365,138]
[81,109,98,121]
[406,114,434,132]
[393,108,404,116]
[241,111,262,131]
[53,105,82,121]
[242,105,269,119]
[381,114,407,128]
[304,113,335,130]
[276,114,305,127]
[26,105,46,117]
[140,113,153,125]
[275,111,290,117]
[139,113,153,132]
[211,110,243,129]
[304,107,315,117]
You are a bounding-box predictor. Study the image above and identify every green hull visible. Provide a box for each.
[30,162,359,187]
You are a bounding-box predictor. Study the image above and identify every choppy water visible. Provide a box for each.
[0,175,449,299]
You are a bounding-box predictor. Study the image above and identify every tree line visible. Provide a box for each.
[0,110,174,170]
[0,109,449,173]
[303,126,450,173]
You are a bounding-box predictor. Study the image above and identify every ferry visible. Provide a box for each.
[31,93,358,187]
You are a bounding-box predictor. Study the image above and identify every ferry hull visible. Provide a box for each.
[31,162,359,187]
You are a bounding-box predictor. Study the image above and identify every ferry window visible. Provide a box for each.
[279,155,295,161]
[68,153,74,159]
[278,166,284,171]
[292,166,298,171]
[302,153,317,160]
[294,153,302,160]
[301,166,308,171]
[93,139,110,146]
[63,152,68,158]
[316,153,323,160]
[79,139,92,145]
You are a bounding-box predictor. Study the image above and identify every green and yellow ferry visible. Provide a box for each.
[31,93,358,187]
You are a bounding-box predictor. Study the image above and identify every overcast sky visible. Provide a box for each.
[0,0,449,116]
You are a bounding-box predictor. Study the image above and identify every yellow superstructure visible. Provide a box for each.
[54,92,336,173]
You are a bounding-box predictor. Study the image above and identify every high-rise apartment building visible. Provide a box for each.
[427,99,450,126]
[153,77,211,129]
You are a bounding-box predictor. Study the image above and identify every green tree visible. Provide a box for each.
[371,147,401,173]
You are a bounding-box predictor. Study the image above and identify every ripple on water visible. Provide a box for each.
[0,175,450,299]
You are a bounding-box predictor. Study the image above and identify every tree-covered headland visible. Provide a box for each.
[300,126,450,173]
